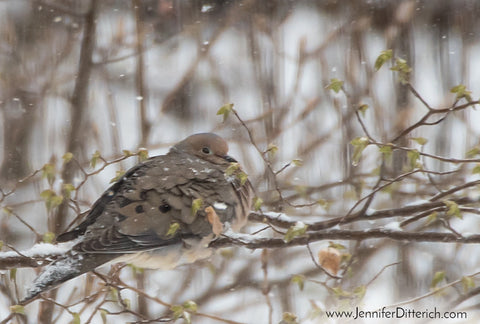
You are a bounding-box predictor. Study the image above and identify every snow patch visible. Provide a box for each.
[384,222,403,231]
[25,252,81,299]
[0,242,75,259]
[405,199,430,206]
[222,228,252,242]
[214,202,228,210]
[467,191,480,201]
[262,211,296,223]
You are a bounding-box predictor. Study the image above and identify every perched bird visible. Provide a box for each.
[23,133,253,302]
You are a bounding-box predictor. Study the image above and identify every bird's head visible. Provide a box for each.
[172,133,237,165]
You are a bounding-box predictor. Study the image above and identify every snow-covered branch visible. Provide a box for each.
[212,227,480,249]
[0,243,73,270]
[3,226,479,271]
[249,194,480,231]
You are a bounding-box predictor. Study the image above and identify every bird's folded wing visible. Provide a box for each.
[56,159,157,243]
[73,226,196,253]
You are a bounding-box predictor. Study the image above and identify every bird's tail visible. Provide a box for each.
[22,252,114,303]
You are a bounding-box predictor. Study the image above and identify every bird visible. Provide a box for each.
[23,133,253,302]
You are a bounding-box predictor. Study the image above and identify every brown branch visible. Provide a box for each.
[133,0,150,147]
[212,228,480,250]
[232,109,318,208]
[248,195,479,231]
[55,0,98,235]
[0,244,67,269]
[0,254,49,269]
[4,216,479,271]
[370,140,480,164]
[39,3,98,322]
[391,82,479,143]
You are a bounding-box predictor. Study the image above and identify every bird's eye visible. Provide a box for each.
[202,147,212,154]
[159,203,171,213]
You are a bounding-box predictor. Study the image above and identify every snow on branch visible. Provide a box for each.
[2,223,480,271]
[0,243,73,270]
[212,227,480,249]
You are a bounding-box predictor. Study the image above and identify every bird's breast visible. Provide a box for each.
[112,236,213,269]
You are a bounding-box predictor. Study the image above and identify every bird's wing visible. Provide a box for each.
[73,226,190,253]
[55,158,152,243]
[58,153,246,254]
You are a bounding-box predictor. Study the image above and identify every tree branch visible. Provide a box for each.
[3,225,479,270]
[0,243,72,269]
[212,228,480,249]
[248,195,479,231]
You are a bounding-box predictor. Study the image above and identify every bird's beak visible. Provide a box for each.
[223,155,237,163]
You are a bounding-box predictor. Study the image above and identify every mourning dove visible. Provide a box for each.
[23,133,253,302]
